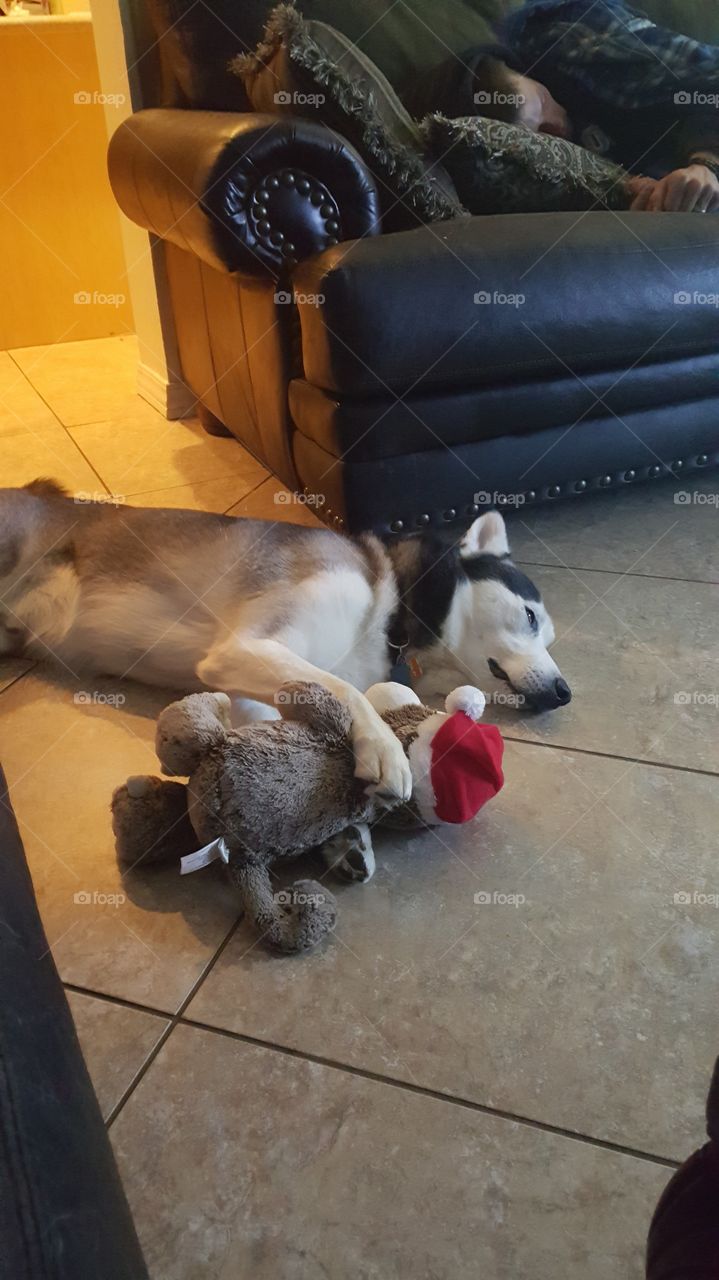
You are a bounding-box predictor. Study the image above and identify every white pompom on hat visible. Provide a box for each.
[444,686,486,721]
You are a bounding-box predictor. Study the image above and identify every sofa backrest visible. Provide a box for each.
[143,0,719,111]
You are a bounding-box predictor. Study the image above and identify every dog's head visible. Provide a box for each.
[454,512,570,713]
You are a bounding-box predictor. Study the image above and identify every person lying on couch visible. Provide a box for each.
[407,0,719,214]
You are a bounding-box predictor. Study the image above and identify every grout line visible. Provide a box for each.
[501,733,719,779]
[63,981,174,1021]
[103,914,243,1129]
[514,557,718,587]
[175,1014,682,1171]
[0,661,38,698]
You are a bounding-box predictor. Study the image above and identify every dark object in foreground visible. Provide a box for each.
[0,768,149,1280]
[646,1058,719,1278]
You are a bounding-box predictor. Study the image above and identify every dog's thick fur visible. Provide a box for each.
[0,481,569,800]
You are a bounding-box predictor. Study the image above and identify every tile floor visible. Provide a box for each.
[2,336,717,1278]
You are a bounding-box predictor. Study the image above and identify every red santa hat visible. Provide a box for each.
[408,686,504,825]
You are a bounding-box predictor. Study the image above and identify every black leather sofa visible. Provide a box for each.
[0,770,149,1280]
[108,2,719,534]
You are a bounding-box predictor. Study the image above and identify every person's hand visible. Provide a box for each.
[629,165,719,212]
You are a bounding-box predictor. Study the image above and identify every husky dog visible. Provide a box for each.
[0,481,570,803]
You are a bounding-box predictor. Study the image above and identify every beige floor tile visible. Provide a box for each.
[188,741,718,1160]
[226,475,324,526]
[111,1023,668,1280]
[67,989,168,1119]
[69,411,268,498]
[125,473,269,514]
[0,425,105,492]
[481,564,719,772]
[0,351,61,437]
[10,335,138,426]
[0,668,238,1010]
[507,475,719,582]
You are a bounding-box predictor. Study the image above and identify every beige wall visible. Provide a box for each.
[0,14,134,348]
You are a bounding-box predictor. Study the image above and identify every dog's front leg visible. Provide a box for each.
[321,823,376,883]
[197,636,411,802]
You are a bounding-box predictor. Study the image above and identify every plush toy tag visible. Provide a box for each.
[180,836,230,875]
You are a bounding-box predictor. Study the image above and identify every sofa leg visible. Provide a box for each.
[198,404,233,438]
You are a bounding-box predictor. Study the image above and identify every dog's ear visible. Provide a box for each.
[459,511,509,559]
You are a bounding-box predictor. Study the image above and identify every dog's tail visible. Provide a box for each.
[230,863,336,953]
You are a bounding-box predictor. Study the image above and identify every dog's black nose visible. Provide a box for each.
[554,678,572,706]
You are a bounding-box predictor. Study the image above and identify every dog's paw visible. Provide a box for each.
[353,725,412,803]
[322,824,375,883]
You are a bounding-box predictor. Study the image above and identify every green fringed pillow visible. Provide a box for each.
[232,4,465,231]
[420,113,633,214]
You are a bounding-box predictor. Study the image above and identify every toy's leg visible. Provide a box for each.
[197,634,411,803]
[321,823,376,883]
[230,863,336,953]
[111,776,196,871]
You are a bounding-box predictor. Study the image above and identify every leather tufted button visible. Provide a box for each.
[270,230,284,246]
[525,491,536,502]
[574,479,587,492]
[267,176,280,189]
[466,503,480,516]
[673,459,684,470]
[649,464,663,477]
[599,474,613,486]
[281,171,296,187]
[416,513,430,526]
[254,205,268,220]
[697,453,709,465]
[282,242,296,257]
[624,469,636,482]
[547,485,561,497]
[443,508,456,521]
[326,238,339,246]
[310,191,324,206]
[257,220,271,235]
[297,178,311,194]
[325,220,339,235]
[390,520,404,533]
[319,203,334,217]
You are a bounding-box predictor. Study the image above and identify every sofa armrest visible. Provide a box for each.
[108,108,381,280]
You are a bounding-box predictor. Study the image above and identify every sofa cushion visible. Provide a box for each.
[233,5,464,229]
[421,113,632,213]
[292,210,719,395]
